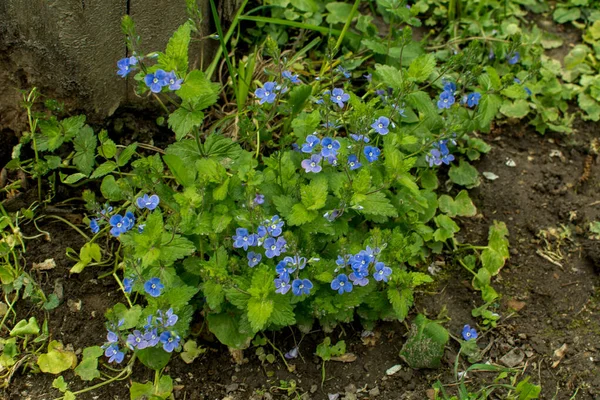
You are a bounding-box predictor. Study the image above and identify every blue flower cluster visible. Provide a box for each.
[116,56,138,78]
[103,308,181,364]
[274,255,313,296]
[425,139,455,167]
[316,88,350,108]
[136,194,160,210]
[89,205,113,234]
[298,133,381,174]
[90,195,160,237]
[331,247,392,294]
[232,215,287,261]
[144,69,183,93]
[109,212,136,237]
[438,80,481,110]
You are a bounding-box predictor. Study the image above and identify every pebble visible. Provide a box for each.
[385,364,402,375]
[368,387,380,397]
[310,385,318,393]
[225,383,239,393]
[500,348,525,368]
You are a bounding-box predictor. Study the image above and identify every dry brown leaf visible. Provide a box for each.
[330,353,357,363]
[552,343,568,368]
[32,258,56,271]
[507,299,526,312]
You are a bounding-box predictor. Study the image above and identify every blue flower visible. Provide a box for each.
[264,237,286,258]
[301,154,323,173]
[100,206,113,217]
[282,71,301,84]
[276,260,296,280]
[275,276,291,294]
[442,80,456,93]
[462,324,478,340]
[144,69,168,93]
[266,215,284,237]
[255,82,277,104]
[164,308,178,327]
[331,88,350,108]
[137,224,145,233]
[437,91,455,109]
[144,277,164,298]
[106,329,118,343]
[364,73,372,82]
[507,51,520,65]
[105,344,124,363]
[257,225,268,238]
[283,255,307,270]
[363,146,381,163]
[393,104,407,118]
[337,66,351,78]
[143,328,160,347]
[349,272,369,287]
[247,252,262,267]
[232,228,256,251]
[324,209,341,221]
[291,279,313,296]
[514,78,521,84]
[284,346,299,359]
[90,218,100,234]
[116,56,137,78]
[166,71,183,91]
[336,255,349,266]
[331,274,353,294]
[301,134,320,153]
[254,194,265,205]
[352,251,374,269]
[373,262,392,282]
[347,154,361,170]
[136,194,160,210]
[466,92,481,108]
[426,140,455,167]
[124,211,136,231]
[144,315,155,330]
[160,331,180,353]
[371,116,390,135]
[127,330,149,350]
[525,87,532,96]
[350,134,370,143]
[123,278,134,294]
[320,138,341,158]
[326,155,338,166]
[109,214,132,237]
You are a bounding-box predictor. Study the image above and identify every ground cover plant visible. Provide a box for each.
[1,0,599,399]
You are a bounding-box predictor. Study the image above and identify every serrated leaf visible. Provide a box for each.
[375,64,404,90]
[288,203,318,226]
[90,161,117,179]
[354,191,398,217]
[433,214,460,242]
[388,287,413,321]
[117,143,137,167]
[400,314,448,369]
[301,176,328,210]
[100,175,124,201]
[177,70,220,105]
[62,173,87,184]
[288,85,313,114]
[325,2,354,24]
[160,22,191,73]
[247,296,274,331]
[163,154,197,187]
[207,312,253,349]
[500,99,530,119]
[168,107,204,141]
[72,125,97,175]
[407,54,435,82]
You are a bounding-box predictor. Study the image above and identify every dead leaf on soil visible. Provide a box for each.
[426,389,436,399]
[552,343,568,368]
[507,299,526,312]
[32,258,56,271]
[229,348,245,365]
[330,353,357,363]
[361,330,381,346]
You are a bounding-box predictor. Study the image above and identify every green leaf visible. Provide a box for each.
[325,2,354,24]
[449,160,480,188]
[52,376,68,392]
[130,381,154,400]
[180,340,206,364]
[500,99,530,119]
[516,377,541,399]
[137,347,172,371]
[400,314,449,369]
[247,296,274,331]
[553,7,581,23]
[203,281,225,311]
[117,143,137,167]
[72,126,97,175]
[353,191,398,217]
[74,346,103,381]
[375,64,403,90]
[160,22,192,73]
[168,107,205,141]
[292,111,321,138]
[407,54,435,82]
[163,154,197,187]
[106,304,143,330]
[37,341,77,374]
[100,175,124,201]
[37,120,63,151]
[10,317,40,336]
[62,173,87,184]
[387,287,413,321]
[207,312,253,349]
[288,85,313,115]
[475,94,502,131]
[90,161,117,179]
[301,176,328,210]
[438,190,477,217]
[433,214,460,242]
[288,203,318,226]
[177,70,220,105]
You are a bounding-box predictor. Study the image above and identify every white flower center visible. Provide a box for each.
[337,96,341,100]
[299,284,304,289]
[170,79,175,84]
[243,236,248,241]
[327,144,332,149]
[349,162,355,167]
[310,162,316,167]
[265,91,270,96]
[378,124,383,128]
[339,281,344,286]
[153,78,158,84]
[151,284,156,289]
[369,152,373,157]
[271,245,277,250]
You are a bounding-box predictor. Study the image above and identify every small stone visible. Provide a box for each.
[505,158,516,167]
[368,387,380,397]
[344,384,357,394]
[386,364,402,375]
[310,385,318,394]
[500,348,525,368]
[483,171,499,180]
[67,299,82,312]
[225,383,239,393]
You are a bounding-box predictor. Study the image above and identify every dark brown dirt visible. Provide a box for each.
[3,122,600,400]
